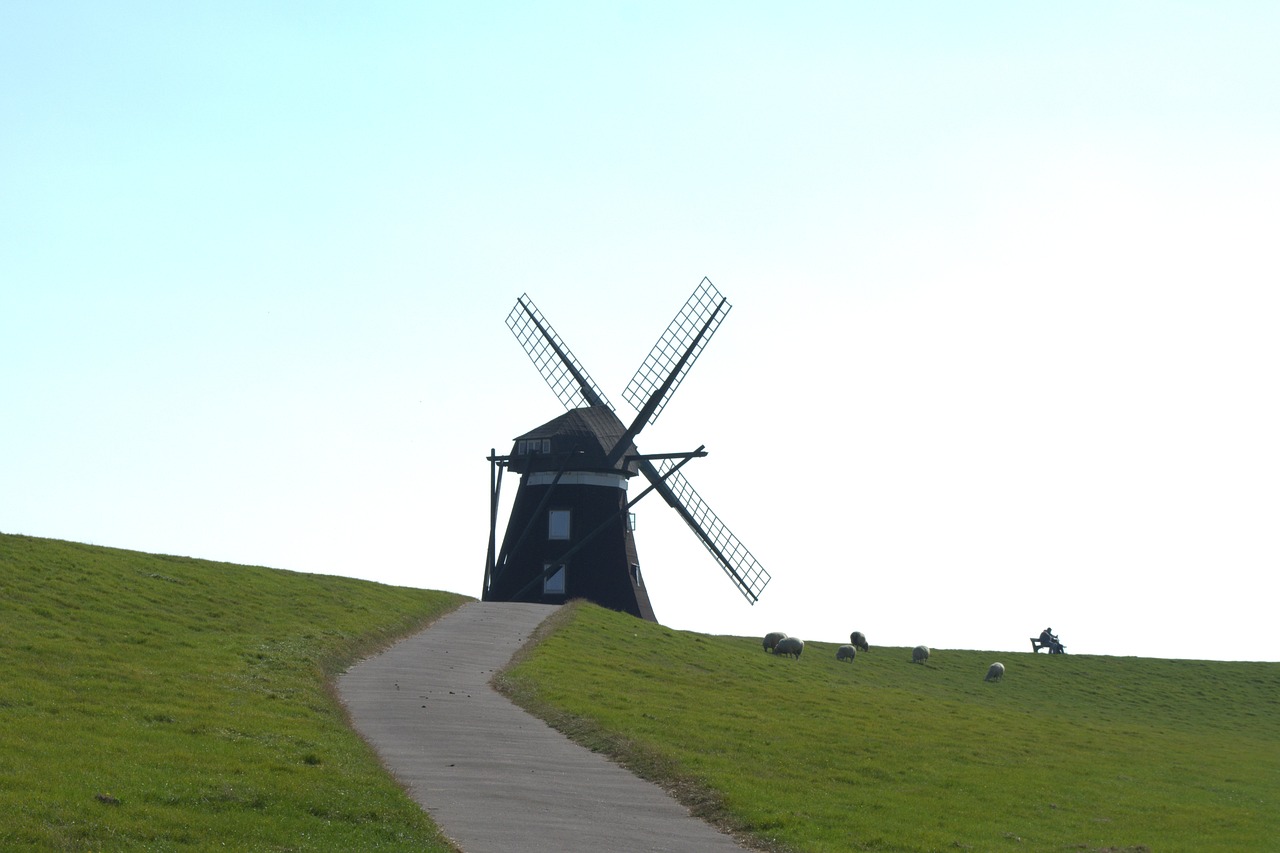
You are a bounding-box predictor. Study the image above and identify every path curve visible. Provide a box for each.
[337,601,750,853]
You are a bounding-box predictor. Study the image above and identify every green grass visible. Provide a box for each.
[498,601,1280,853]
[0,533,469,851]
[7,536,1277,852]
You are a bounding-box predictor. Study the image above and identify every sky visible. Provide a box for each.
[3,3,1277,662]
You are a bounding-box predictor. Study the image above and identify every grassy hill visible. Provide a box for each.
[498,601,1280,853]
[5,535,1277,852]
[0,533,468,851]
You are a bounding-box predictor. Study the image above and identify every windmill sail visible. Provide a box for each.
[621,277,730,427]
[654,459,771,604]
[507,294,612,410]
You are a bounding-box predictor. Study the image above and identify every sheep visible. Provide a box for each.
[911,645,930,664]
[773,636,804,659]
[849,631,869,652]
[985,662,1005,682]
[762,631,788,653]
[836,644,857,663]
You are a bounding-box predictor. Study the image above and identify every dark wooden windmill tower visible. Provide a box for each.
[483,278,771,621]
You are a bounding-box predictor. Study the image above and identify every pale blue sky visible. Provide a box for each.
[4,3,1277,660]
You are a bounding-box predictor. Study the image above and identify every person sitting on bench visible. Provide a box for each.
[1032,627,1065,654]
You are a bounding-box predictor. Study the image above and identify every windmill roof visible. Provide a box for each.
[516,405,625,443]
[511,406,639,475]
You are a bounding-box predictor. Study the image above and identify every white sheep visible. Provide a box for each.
[773,636,804,659]
[849,631,869,652]
[836,645,857,663]
[985,662,1005,682]
[762,631,788,653]
[911,645,930,664]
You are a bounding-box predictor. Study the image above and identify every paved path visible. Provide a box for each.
[337,602,750,853]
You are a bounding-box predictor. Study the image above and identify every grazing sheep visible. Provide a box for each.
[836,645,857,663]
[849,631,869,652]
[911,645,930,664]
[985,662,1005,682]
[763,631,788,653]
[773,636,804,659]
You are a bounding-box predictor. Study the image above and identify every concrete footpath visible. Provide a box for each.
[336,601,750,853]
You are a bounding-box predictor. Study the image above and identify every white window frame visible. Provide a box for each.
[548,509,571,540]
[543,563,566,595]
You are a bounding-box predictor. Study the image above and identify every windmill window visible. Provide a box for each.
[543,563,566,595]
[627,512,636,532]
[540,438,551,453]
[548,509,571,540]
[631,563,643,587]
[517,440,527,455]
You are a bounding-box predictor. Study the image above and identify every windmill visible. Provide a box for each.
[483,277,771,621]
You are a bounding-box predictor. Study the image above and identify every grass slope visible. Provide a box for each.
[499,601,1280,853]
[0,533,469,851]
